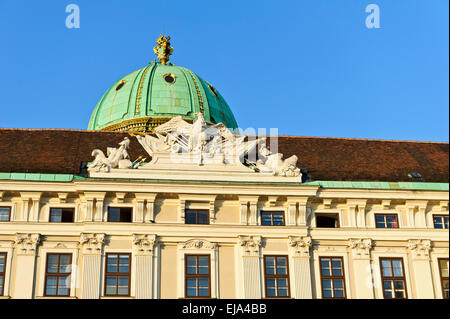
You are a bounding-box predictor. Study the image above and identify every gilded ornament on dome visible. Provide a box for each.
[153,35,173,65]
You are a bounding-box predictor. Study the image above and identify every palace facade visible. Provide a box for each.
[0,36,448,299]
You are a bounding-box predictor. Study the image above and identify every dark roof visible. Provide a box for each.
[0,128,448,182]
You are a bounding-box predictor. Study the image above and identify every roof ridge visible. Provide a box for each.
[248,134,449,144]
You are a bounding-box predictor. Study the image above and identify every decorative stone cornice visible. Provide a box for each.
[348,238,373,259]
[181,239,217,250]
[133,234,157,255]
[14,233,41,255]
[79,233,105,255]
[238,235,262,257]
[408,239,432,260]
[288,236,312,257]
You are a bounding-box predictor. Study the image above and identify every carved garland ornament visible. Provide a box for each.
[182,239,217,250]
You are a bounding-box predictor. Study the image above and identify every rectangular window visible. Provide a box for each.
[375,214,399,228]
[104,253,131,296]
[433,215,449,229]
[438,258,449,299]
[0,253,6,296]
[44,253,72,297]
[49,208,74,223]
[264,256,290,298]
[107,207,132,222]
[185,255,210,298]
[380,258,407,299]
[261,211,285,226]
[0,207,11,222]
[316,213,339,228]
[185,209,209,225]
[319,257,346,298]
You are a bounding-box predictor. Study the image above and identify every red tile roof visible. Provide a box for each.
[0,128,448,182]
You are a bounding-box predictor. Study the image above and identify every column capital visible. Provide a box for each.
[82,192,106,201]
[57,193,68,203]
[19,192,42,201]
[115,192,126,203]
[238,235,262,257]
[79,233,105,255]
[408,239,432,260]
[133,234,157,256]
[135,193,157,202]
[288,236,312,258]
[238,195,259,205]
[14,233,41,256]
[348,238,373,259]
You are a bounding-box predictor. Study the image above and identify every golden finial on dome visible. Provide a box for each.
[153,35,173,65]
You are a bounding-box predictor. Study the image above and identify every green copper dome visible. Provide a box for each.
[88,61,238,132]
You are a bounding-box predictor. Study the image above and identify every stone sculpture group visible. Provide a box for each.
[88,113,301,178]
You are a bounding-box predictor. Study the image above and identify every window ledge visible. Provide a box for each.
[0,296,11,299]
[178,297,217,299]
[100,296,135,299]
[35,296,78,299]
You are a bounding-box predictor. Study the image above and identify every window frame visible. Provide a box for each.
[184,254,211,299]
[315,213,340,228]
[319,256,347,299]
[0,207,11,222]
[0,252,6,296]
[379,257,408,299]
[438,258,449,299]
[43,253,72,297]
[103,253,132,297]
[374,213,399,229]
[107,207,133,223]
[260,211,286,226]
[184,209,210,225]
[263,255,291,298]
[49,207,75,223]
[433,214,449,229]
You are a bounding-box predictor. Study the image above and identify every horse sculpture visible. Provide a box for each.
[88,137,133,172]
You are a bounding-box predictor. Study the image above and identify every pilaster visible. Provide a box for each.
[12,233,41,298]
[82,192,106,222]
[348,238,374,299]
[133,234,157,299]
[238,196,259,225]
[238,235,262,298]
[288,236,312,298]
[79,233,105,299]
[286,196,309,226]
[19,192,42,222]
[135,193,157,223]
[407,239,434,299]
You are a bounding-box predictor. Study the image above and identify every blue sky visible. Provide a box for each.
[0,0,448,142]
